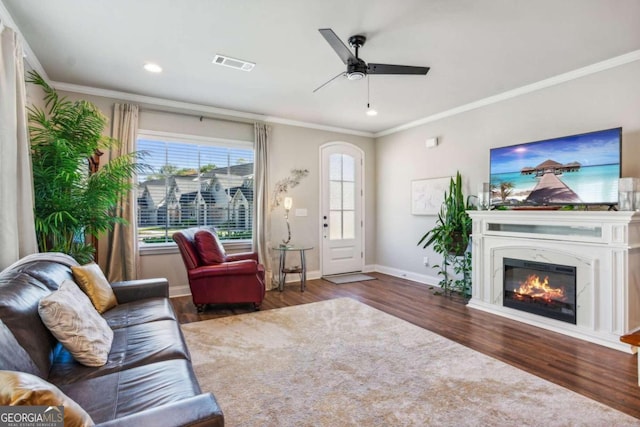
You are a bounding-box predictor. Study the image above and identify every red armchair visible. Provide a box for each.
[173,227,265,312]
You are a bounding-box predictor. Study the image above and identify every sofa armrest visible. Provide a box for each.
[110,278,169,303]
[96,393,223,427]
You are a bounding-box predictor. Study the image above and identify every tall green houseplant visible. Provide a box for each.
[27,71,142,264]
[418,171,473,296]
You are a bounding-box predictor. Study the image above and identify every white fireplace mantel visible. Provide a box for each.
[468,210,640,353]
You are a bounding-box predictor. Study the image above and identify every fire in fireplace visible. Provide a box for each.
[503,258,576,324]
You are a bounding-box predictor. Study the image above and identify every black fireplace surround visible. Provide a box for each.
[503,258,577,324]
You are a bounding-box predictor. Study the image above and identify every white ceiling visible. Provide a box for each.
[3,0,640,134]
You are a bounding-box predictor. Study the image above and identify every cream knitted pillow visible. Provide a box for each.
[38,279,114,367]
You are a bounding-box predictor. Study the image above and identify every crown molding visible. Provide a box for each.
[261,115,373,137]
[51,81,375,138]
[52,81,264,121]
[375,49,640,138]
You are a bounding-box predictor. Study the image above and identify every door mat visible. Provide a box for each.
[322,273,377,284]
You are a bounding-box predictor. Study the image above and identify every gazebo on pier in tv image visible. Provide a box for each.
[521,159,582,204]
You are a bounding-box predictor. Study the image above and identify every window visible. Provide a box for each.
[328,153,355,240]
[136,132,254,246]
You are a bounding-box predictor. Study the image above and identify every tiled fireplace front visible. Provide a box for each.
[467,211,640,353]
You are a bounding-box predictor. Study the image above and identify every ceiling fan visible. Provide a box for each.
[314,28,430,93]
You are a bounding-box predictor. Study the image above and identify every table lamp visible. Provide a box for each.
[282,197,293,245]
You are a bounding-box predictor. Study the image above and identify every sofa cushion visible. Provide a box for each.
[194,229,226,264]
[72,263,118,313]
[0,370,94,427]
[0,271,57,377]
[102,297,177,329]
[58,359,202,424]
[48,319,190,385]
[39,279,114,367]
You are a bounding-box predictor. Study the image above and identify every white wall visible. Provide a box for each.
[138,110,254,141]
[375,60,640,285]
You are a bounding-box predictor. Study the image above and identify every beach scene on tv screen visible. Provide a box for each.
[489,129,620,206]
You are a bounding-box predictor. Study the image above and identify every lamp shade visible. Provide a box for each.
[284,197,293,210]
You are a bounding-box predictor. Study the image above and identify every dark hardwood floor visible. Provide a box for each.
[171,273,640,419]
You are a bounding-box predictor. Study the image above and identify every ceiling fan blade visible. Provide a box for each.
[368,63,430,75]
[319,28,356,65]
[313,71,346,93]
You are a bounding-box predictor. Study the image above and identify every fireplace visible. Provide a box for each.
[503,258,577,324]
[468,210,640,352]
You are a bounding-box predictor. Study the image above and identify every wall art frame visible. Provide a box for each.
[411,176,451,215]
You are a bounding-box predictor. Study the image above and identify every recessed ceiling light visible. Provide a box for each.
[144,63,162,73]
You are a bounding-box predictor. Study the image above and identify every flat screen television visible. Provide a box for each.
[489,127,621,207]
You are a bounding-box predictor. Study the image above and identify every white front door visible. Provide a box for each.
[320,143,364,276]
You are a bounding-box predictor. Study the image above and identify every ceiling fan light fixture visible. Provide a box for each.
[366,108,378,116]
[347,71,365,81]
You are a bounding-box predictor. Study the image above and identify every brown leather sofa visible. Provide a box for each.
[173,227,265,312]
[0,253,224,426]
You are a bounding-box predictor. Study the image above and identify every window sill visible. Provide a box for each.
[139,243,179,256]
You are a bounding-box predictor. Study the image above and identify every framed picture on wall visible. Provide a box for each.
[411,176,450,215]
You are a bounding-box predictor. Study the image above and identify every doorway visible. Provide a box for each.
[320,142,364,276]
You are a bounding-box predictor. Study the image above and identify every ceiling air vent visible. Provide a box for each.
[212,54,255,72]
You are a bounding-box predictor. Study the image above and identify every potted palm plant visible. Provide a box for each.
[27,71,143,264]
[418,171,473,296]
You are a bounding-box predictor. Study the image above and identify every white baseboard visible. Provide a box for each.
[281,266,378,282]
[282,269,322,283]
[372,264,440,287]
[169,284,191,298]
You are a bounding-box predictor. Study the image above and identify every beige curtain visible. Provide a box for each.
[105,103,139,281]
[0,25,38,270]
[254,123,274,289]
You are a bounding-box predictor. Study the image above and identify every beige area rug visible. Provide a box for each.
[181,298,639,427]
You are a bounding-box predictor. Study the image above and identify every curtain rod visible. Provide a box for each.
[139,106,260,126]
